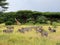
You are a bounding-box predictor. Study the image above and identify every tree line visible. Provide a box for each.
[0,10,60,25]
[0,0,60,25]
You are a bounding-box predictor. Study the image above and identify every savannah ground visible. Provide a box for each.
[0,24,60,45]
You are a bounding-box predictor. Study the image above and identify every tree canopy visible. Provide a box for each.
[0,10,60,25]
[0,0,8,12]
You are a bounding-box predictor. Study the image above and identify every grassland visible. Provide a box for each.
[0,24,60,45]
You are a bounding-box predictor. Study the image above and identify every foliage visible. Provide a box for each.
[37,16,47,24]
[0,10,60,25]
[5,21,13,25]
[0,0,8,12]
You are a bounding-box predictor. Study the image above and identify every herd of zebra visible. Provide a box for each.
[3,26,56,37]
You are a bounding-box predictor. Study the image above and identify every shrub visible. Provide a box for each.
[5,21,13,25]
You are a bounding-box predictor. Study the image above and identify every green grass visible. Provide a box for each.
[0,33,58,45]
[0,24,60,45]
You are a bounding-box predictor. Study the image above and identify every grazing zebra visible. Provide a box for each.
[35,26,48,37]
[3,29,13,33]
[18,27,31,33]
[23,27,32,32]
[35,26,43,33]
[41,30,48,37]
[18,28,25,33]
[6,26,14,29]
[48,27,56,32]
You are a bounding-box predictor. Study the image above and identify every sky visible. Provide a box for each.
[6,0,60,12]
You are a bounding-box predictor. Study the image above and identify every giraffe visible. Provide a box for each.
[15,18,21,25]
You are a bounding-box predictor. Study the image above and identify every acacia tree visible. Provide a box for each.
[0,0,8,12]
[0,0,8,23]
[16,10,33,24]
[32,11,42,24]
[43,12,60,25]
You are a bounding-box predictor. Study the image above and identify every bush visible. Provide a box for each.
[5,21,13,25]
[37,16,47,24]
